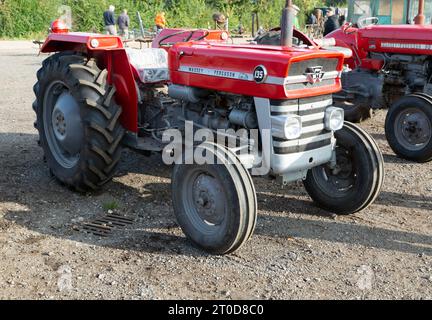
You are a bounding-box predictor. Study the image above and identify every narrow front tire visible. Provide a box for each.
[171,143,257,255]
[303,123,384,215]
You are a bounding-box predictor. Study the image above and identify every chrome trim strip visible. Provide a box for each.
[273,133,332,148]
[178,65,253,81]
[300,112,325,122]
[270,98,333,113]
[301,123,325,133]
[299,98,333,111]
[178,65,338,86]
[284,71,339,85]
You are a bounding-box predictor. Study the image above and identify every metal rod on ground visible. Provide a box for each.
[137,11,145,38]
[280,0,294,47]
[414,0,425,25]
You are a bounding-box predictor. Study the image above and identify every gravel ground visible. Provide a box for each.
[0,41,431,300]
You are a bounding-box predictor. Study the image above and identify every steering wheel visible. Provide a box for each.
[357,17,379,28]
[342,22,357,35]
[158,30,210,47]
[256,27,314,47]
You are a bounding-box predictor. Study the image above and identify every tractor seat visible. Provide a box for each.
[126,48,170,83]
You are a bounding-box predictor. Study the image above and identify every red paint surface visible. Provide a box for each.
[169,42,344,100]
[326,24,432,69]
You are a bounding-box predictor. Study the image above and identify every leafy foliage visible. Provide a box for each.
[0,0,332,38]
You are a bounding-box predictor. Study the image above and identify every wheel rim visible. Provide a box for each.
[394,107,432,151]
[311,146,356,197]
[181,168,228,235]
[43,81,83,169]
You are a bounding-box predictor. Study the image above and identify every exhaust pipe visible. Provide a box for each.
[280,0,295,47]
[414,0,425,25]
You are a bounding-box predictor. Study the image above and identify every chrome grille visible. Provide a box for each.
[285,58,340,90]
[286,78,335,90]
[270,95,333,155]
[288,58,339,76]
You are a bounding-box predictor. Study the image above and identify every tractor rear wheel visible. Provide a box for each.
[333,75,372,123]
[334,99,372,123]
[303,123,384,215]
[171,143,257,255]
[33,52,124,191]
[385,94,432,162]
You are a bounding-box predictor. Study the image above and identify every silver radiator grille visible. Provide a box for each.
[270,95,333,155]
[285,58,340,90]
[288,58,339,76]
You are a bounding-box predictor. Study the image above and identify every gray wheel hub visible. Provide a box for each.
[51,92,83,155]
[43,81,84,169]
[399,111,431,148]
[313,146,355,195]
[192,174,226,225]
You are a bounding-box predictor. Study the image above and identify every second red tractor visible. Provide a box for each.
[326,18,432,162]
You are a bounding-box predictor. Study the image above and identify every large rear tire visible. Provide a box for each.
[171,143,257,255]
[33,52,124,191]
[334,99,372,123]
[303,123,384,215]
[333,75,372,123]
[385,94,432,162]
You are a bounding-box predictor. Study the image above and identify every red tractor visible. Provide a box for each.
[33,3,383,254]
[325,18,432,162]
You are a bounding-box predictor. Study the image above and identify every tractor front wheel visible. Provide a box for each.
[303,123,384,215]
[33,52,124,191]
[171,143,257,255]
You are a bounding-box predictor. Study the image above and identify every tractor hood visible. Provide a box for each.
[169,42,344,100]
[359,25,432,55]
[360,24,432,42]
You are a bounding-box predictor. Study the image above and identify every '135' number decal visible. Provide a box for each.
[253,65,267,83]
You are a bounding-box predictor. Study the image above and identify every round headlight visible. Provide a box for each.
[325,107,344,131]
[284,116,302,140]
[90,39,100,48]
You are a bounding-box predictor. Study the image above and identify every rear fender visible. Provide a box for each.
[41,33,138,133]
[41,32,123,53]
[101,50,138,134]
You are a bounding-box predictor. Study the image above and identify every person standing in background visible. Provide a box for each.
[323,7,340,36]
[155,12,166,32]
[117,9,130,40]
[103,5,117,35]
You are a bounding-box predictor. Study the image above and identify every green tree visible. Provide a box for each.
[0,0,331,38]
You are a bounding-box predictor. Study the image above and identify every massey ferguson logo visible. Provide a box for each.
[304,66,324,84]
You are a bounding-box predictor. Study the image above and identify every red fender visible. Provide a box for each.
[40,32,138,133]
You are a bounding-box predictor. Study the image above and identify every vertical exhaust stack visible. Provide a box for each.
[280,0,295,47]
[414,0,425,25]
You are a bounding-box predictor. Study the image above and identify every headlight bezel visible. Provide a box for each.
[283,115,302,140]
[271,114,302,140]
[324,107,344,131]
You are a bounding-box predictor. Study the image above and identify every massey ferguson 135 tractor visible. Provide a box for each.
[33,2,383,254]
[324,18,432,162]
